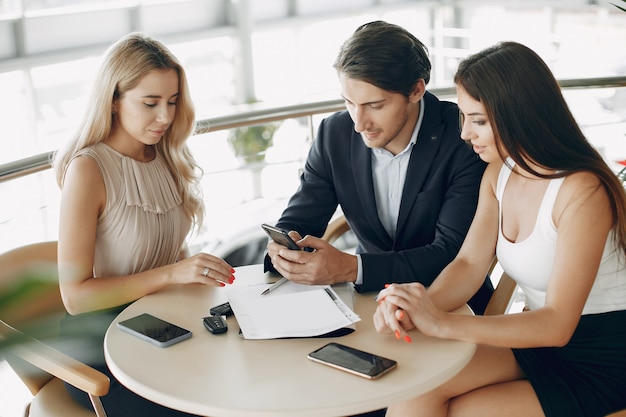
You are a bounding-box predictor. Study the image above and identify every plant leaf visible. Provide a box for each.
[611,1,626,12]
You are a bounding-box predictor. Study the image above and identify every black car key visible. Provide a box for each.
[203,315,228,334]
[209,301,233,317]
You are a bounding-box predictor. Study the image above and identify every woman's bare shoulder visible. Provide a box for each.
[556,170,610,221]
[481,160,505,191]
[65,154,100,179]
[560,170,604,199]
[63,154,105,195]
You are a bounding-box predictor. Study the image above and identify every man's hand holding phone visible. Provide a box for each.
[263,223,358,286]
[261,223,302,250]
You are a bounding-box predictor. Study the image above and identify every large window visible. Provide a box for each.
[1,0,625,256]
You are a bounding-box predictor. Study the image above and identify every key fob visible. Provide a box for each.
[209,301,233,317]
[203,315,228,334]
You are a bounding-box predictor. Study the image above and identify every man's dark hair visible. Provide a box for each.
[333,20,431,96]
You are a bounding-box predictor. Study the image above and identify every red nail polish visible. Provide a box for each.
[404,335,412,343]
[231,268,236,273]
[397,310,404,319]
[384,284,391,288]
[395,330,400,339]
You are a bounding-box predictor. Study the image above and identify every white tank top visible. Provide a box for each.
[495,161,626,314]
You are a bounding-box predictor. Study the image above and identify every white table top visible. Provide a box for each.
[104,264,475,417]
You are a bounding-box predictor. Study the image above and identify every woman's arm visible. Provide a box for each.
[58,156,233,315]
[374,163,500,335]
[427,162,501,311]
[377,171,612,348]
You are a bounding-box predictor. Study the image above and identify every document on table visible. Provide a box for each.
[225,280,361,340]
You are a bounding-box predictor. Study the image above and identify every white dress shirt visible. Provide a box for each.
[354,98,424,285]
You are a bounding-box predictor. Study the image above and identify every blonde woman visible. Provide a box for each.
[54,32,233,416]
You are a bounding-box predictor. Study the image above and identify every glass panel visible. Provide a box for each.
[169,36,236,118]
[1,71,37,165]
[187,119,313,259]
[564,87,626,171]
[27,58,100,163]
[0,169,59,253]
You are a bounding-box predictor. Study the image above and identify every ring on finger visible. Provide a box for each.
[202,267,210,277]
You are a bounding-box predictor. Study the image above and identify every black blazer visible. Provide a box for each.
[267,91,492,312]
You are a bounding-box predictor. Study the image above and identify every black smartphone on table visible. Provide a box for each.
[308,342,397,380]
[261,223,301,250]
[117,313,192,347]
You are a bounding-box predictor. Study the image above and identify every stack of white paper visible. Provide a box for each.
[225,281,361,339]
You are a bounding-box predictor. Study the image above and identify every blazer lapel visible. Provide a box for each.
[397,93,444,234]
[350,131,394,245]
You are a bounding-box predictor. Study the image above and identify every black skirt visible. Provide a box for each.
[513,310,626,417]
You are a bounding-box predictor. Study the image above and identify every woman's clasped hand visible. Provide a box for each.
[374,283,448,343]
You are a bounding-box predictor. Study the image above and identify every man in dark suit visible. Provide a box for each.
[265,20,492,314]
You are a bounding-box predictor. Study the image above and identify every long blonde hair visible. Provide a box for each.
[53,32,203,228]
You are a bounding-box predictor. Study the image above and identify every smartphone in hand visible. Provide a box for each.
[261,223,301,250]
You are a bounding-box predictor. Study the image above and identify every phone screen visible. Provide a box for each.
[308,342,397,379]
[261,223,301,250]
[117,313,192,347]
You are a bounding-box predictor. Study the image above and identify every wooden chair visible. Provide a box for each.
[321,215,353,245]
[483,261,518,316]
[0,241,109,417]
[322,215,519,316]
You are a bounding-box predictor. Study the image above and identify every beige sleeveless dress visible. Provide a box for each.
[74,143,191,277]
[61,144,198,415]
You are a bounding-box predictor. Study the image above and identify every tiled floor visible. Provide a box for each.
[0,360,31,417]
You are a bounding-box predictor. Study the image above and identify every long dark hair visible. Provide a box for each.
[455,41,626,254]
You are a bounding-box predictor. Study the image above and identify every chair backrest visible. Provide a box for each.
[1,241,109,417]
[0,241,62,327]
[322,216,352,244]
[483,267,518,316]
[0,241,65,394]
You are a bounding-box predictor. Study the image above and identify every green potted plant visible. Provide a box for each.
[227,123,279,164]
[227,122,281,199]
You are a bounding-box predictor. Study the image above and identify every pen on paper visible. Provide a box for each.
[324,287,337,300]
[260,277,288,295]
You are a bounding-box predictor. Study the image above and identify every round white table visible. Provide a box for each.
[105,264,475,417]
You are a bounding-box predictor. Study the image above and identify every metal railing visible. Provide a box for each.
[1,76,625,184]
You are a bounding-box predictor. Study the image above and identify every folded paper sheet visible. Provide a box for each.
[225,281,360,339]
